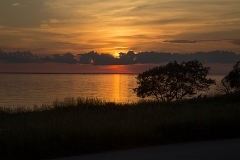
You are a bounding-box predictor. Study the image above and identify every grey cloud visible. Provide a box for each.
[227,39,240,46]
[163,40,197,44]
[119,17,205,27]
[1,50,239,65]
[162,39,226,44]
[172,30,240,41]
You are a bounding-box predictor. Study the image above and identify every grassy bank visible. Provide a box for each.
[1,93,240,159]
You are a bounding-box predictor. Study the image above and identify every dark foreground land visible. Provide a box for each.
[0,92,240,159]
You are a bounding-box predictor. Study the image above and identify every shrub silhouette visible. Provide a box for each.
[133,60,215,102]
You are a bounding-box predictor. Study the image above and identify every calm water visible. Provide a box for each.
[0,74,224,107]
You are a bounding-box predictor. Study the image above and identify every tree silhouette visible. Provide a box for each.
[133,60,216,102]
[222,61,240,91]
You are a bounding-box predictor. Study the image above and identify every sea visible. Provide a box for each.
[0,73,224,108]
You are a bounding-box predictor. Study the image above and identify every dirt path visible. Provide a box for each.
[56,138,240,160]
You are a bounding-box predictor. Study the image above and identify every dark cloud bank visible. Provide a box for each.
[0,49,239,65]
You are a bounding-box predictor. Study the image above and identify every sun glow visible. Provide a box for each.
[112,46,129,57]
[113,52,120,58]
[112,74,120,101]
[108,65,119,69]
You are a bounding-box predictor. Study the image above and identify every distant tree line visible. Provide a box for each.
[0,49,239,65]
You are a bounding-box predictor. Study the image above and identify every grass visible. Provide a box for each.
[0,93,240,159]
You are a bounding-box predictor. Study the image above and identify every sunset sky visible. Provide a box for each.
[1,0,240,56]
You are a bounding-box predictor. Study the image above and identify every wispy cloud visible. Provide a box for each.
[162,39,240,50]
[227,39,240,46]
[12,3,20,6]
[163,40,197,44]
[12,3,26,7]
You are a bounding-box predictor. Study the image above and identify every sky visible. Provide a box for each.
[1,0,240,56]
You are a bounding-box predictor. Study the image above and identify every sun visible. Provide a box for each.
[113,52,120,58]
[112,46,129,58]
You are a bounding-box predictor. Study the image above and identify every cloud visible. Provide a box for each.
[162,39,228,44]
[227,39,240,46]
[12,3,20,6]
[12,3,26,7]
[115,47,128,50]
[112,34,152,40]
[162,39,240,46]
[1,50,239,65]
[163,40,197,44]
[1,0,240,55]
